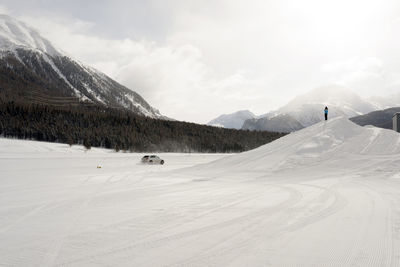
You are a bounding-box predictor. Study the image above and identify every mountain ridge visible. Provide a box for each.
[211,85,400,133]
[212,85,382,133]
[0,14,163,118]
[207,110,256,129]
[350,107,400,129]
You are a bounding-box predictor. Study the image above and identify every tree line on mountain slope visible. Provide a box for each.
[0,51,158,116]
[0,100,285,153]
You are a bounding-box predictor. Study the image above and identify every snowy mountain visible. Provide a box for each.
[242,85,377,132]
[0,14,163,118]
[207,110,256,129]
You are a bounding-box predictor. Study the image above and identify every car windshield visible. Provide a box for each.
[150,155,156,158]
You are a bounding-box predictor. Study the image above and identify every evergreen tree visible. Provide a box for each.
[0,99,285,153]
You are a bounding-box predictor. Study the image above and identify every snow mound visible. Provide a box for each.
[198,117,400,174]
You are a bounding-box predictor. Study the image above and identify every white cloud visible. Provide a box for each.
[18,15,277,123]
[321,58,398,96]
[114,46,276,123]
[0,5,10,14]
[3,0,400,122]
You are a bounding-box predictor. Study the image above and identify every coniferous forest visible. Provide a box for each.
[0,99,285,153]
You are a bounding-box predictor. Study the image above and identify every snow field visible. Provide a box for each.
[1,117,400,266]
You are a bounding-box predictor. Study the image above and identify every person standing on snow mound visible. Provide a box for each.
[324,106,328,121]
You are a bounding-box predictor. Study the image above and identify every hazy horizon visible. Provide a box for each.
[1,0,400,123]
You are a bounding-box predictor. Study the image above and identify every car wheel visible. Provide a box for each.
[160,160,164,165]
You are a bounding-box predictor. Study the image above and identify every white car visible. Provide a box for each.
[141,155,165,165]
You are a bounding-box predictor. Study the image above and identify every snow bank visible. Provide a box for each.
[194,117,400,175]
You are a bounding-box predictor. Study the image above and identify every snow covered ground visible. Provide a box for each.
[1,117,400,266]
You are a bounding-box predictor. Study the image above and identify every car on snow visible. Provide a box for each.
[141,155,165,165]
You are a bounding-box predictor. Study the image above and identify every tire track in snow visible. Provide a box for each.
[0,177,106,237]
[40,174,118,267]
[0,204,47,234]
[53,184,266,251]
[352,178,400,267]
[338,185,376,267]
[282,182,348,232]
[56,184,303,266]
[137,185,306,266]
[169,182,347,267]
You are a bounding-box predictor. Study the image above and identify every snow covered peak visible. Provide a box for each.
[0,14,60,56]
[282,85,374,114]
[0,14,164,119]
[208,110,256,129]
[245,85,379,131]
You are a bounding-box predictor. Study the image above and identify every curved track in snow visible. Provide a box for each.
[1,118,400,266]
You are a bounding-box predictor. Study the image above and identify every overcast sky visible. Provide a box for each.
[1,0,400,123]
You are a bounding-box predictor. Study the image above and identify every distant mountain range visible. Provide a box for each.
[350,107,400,130]
[209,85,400,133]
[0,14,163,118]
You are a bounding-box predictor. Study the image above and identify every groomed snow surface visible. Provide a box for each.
[1,117,400,266]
